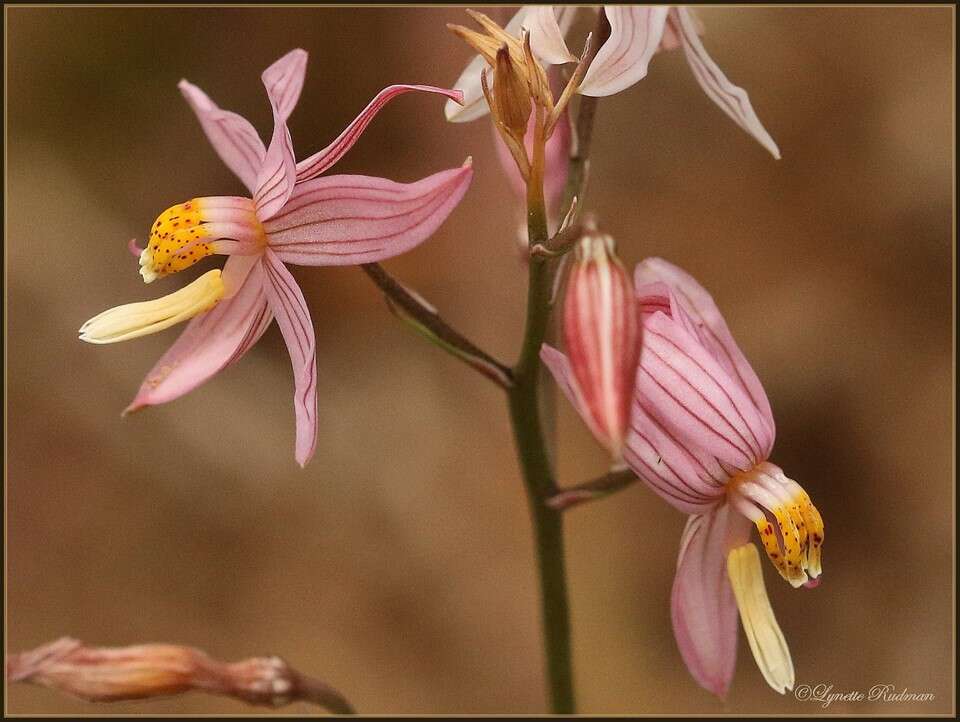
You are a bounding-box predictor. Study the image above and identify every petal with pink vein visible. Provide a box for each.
[261,48,308,122]
[264,163,473,266]
[124,257,272,414]
[579,6,670,97]
[670,7,781,158]
[523,6,577,65]
[634,257,775,451]
[260,249,318,467]
[637,310,768,471]
[178,80,266,193]
[671,503,751,698]
[253,107,297,221]
[297,85,465,183]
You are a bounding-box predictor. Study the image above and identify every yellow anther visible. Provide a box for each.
[795,489,824,578]
[140,200,215,282]
[769,505,807,587]
[754,517,787,578]
[138,197,264,283]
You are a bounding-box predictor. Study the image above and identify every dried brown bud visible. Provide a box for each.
[493,44,532,139]
[6,637,355,714]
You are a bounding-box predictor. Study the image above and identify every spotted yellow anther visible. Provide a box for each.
[139,197,265,283]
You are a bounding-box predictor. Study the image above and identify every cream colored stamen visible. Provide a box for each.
[79,270,224,344]
[727,543,795,694]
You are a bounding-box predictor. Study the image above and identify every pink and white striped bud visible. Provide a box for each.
[560,231,641,457]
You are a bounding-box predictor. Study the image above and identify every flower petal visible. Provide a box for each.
[579,6,670,97]
[253,105,297,221]
[540,343,596,436]
[671,503,751,698]
[261,48,307,123]
[260,249,318,467]
[444,7,529,123]
[670,7,781,158]
[634,257,775,453]
[297,85,465,182]
[624,401,727,515]
[522,6,577,65]
[637,309,770,471]
[124,256,272,413]
[178,80,266,193]
[659,6,704,51]
[264,162,473,266]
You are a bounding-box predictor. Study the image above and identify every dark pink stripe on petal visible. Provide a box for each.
[295,85,464,182]
[125,260,271,413]
[260,250,318,467]
[579,6,670,97]
[178,80,265,193]
[264,165,472,267]
[671,504,750,697]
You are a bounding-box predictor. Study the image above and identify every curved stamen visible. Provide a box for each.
[79,270,225,344]
[727,543,795,694]
[728,463,823,588]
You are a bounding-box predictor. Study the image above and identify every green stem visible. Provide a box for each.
[506,119,575,713]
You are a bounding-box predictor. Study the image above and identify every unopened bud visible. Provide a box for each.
[562,232,640,457]
[493,44,532,139]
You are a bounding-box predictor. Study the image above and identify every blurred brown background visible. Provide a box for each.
[5,5,954,715]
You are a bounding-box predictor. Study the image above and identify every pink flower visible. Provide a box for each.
[446,6,780,159]
[80,49,473,466]
[541,231,639,457]
[542,257,823,697]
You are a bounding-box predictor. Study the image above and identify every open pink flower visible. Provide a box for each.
[446,6,780,159]
[80,49,473,466]
[542,257,823,697]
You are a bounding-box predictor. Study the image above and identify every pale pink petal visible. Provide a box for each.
[261,48,307,123]
[624,401,728,515]
[671,503,752,698]
[264,163,473,266]
[522,6,577,65]
[444,7,530,123]
[670,7,781,158]
[253,107,297,221]
[124,257,272,413]
[660,6,703,51]
[579,6,670,97]
[637,309,771,471]
[635,257,775,452]
[297,85,464,182]
[444,54,491,123]
[260,249,317,467]
[178,80,266,193]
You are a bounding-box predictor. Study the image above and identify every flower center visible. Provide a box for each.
[139,197,265,283]
[728,462,824,588]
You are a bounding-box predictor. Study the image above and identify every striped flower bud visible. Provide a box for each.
[560,231,640,457]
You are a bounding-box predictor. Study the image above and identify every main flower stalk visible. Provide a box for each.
[507,151,575,714]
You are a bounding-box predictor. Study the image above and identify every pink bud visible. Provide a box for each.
[562,232,640,457]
